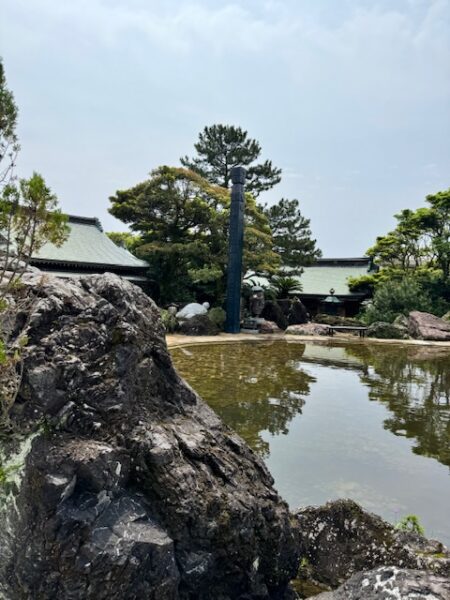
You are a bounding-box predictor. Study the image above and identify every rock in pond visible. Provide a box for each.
[408,310,450,341]
[294,499,449,590]
[314,567,450,599]
[0,272,299,600]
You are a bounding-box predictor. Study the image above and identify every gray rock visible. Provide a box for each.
[408,310,450,341]
[0,272,299,599]
[294,499,449,589]
[314,567,450,599]
[366,321,407,339]
[285,323,329,336]
[178,313,219,336]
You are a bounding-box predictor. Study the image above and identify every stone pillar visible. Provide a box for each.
[225,166,246,333]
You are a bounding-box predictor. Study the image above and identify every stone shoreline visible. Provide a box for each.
[166,331,450,349]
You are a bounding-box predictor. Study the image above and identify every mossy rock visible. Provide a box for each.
[366,321,407,339]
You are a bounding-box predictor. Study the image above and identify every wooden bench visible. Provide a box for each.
[327,325,368,338]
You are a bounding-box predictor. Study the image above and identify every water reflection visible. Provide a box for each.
[346,344,450,467]
[171,340,450,543]
[172,341,450,468]
[172,342,315,457]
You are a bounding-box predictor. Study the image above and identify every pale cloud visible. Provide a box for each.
[1,0,449,255]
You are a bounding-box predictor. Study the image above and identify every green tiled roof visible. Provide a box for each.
[294,265,369,296]
[247,259,370,297]
[33,216,148,269]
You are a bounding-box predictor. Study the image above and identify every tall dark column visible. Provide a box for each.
[225,166,246,333]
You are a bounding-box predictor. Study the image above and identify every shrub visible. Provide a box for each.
[208,307,226,330]
[160,309,178,333]
[359,277,434,325]
[395,514,425,536]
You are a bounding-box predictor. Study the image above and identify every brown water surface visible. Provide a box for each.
[171,341,450,544]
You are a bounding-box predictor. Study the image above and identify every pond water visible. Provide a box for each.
[171,340,450,545]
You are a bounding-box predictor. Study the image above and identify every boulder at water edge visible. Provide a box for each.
[0,272,299,600]
[294,499,449,589]
[314,567,450,599]
[408,311,450,341]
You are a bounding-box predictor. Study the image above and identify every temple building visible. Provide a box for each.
[249,257,375,317]
[30,215,148,287]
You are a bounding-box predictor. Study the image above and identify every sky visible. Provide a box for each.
[1,0,449,256]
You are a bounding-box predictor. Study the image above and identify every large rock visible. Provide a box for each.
[314,567,450,599]
[178,313,219,336]
[261,301,288,330]
[294,499,449,589]
[285,323,329,336]
[408,311,450,341]
[366,321,407,339]
[0,272,299,599]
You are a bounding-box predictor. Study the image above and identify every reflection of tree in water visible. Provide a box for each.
[346,345,450,467]
[172,342,315,457]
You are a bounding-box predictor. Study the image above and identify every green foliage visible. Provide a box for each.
[159,309,178,334]
[181,124,282,197]
[360,277,434,325]
[352,188,450,319]
[106,231,142,252]
[208,307,226,330]
[0,58,20,188]
[109,166,279,304]
[269,274,302,299]
[263,198,321,270]
[395,514,425,536]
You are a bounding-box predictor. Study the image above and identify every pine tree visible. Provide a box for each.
[181,124,281,197]
[264,198,321,271]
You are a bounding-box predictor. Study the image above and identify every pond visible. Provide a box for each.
[171,340,450,545]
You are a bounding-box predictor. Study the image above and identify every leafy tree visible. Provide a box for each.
[1,173,68,427]
[0,59,19,188]
[181,124,282,197]
[264,198,321,270]
[352,188,450,320]
[109,166,278,304]
[106,231,142,253]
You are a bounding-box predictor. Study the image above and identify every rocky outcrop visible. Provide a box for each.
[0,272,299,599]
[178,313,219,336]
[285,323,329,336]
[287,300,308,326]
[261,301,288,330]
[366,321,407,339]
[408,311,450,341]
[314,567,450,599]
[294,499,449,590]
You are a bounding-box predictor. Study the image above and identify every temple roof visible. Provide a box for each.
[247,257,372,297]
[32,215,148,270]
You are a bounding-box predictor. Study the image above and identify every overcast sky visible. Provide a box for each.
[1,0,449,256]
